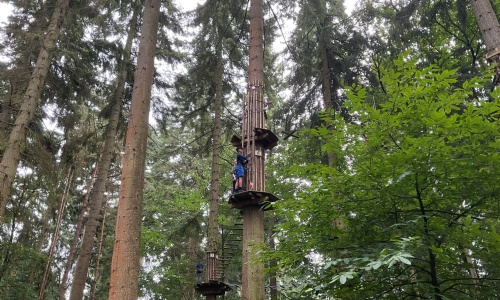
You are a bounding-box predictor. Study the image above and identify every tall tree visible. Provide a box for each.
[205,38,224,284]
[68,4,140,299]
[0,0,70,220]
[108,0,161,298]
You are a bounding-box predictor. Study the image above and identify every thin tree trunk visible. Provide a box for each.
[69,7,138,300]
[409,268,422,300]
[463,247,480,290]
[186,235,198,299]
[320,45,336,166]
[89,198,109,300]
[38,167,74,300]
[58,162,99,300]
[0,90,13,147]
[416,174,443,300]
[268,216,277,300]
[0,0,70,221]
[205,43,224,284]
[0,57,31,151]
[108,0,160,299]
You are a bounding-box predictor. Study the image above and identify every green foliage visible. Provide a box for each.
[267,54,500,299]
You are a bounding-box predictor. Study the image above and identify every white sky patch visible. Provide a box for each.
[0,3,13,24]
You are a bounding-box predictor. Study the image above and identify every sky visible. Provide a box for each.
[0,0,357,25]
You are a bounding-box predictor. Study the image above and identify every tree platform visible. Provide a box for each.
[230,128,278,150]
[228,190,278,210]
[194,281,231,296]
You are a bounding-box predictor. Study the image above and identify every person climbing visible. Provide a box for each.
[196,262,204,283]
[234,147,251,193]
[231,159,237,194]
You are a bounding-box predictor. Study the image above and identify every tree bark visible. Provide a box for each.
[205,42,224,283]
[320,45,336,166]
[268,216,277,300]
[416,174,443,300]
[242,206,265,300]
[38,168,74,300]
[90,199,109,300]
[58,162,99,300]
[470,0,500,57]
[470,0,500,82]
[0,0,70,221]
[0,87,14,149]
[0,50,32,152]
[69,7,138,300]
[240,1,266,299]
[244,0,266,192]
[108,0,160,299]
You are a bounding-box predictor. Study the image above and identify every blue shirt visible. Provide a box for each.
[237,153,251,165]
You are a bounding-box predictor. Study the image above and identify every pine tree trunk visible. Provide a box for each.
[69,8,138,300]
[0,0,70,221]
[268,216,277,300]
[58,162,99,300]
[245,0,266,191]
[38,167,74,300]
[205,43,224,282]
[320,45,335,166]
[242,206,265,300]
[108,0,160,299]
[90,199,109,300]
[0,58,31,152]
[470,0,500,57]
[241,1,266,298]
[0,90,13,149]
[470,0,500,82]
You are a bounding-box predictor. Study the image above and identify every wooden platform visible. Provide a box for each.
[195,281,231,296]
[228,190,279,210]
[230,128,278,150]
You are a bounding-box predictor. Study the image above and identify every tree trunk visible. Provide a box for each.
[244,0,266,192]
[90,199,109,300]
[0,89,13,149]
[320,45,336,166]
[69,8,138,300]
[268,216,277,300]
[416,175,443,300]
[58,162,99,300]
[205,43,224,283]
[240,1,266,299]
[108,0,160,299]
[242,206,265,300]
[38,167,74,300]
[0,0,70,221]
[0,55,32,152]
[470,0,500,58]
[470,0,500,81]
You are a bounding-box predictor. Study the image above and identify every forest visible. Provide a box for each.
[1,0,500,299]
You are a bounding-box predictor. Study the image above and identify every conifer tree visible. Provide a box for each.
[68,4,141,299]
[108,0,161,298]
[0,0,70,221]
